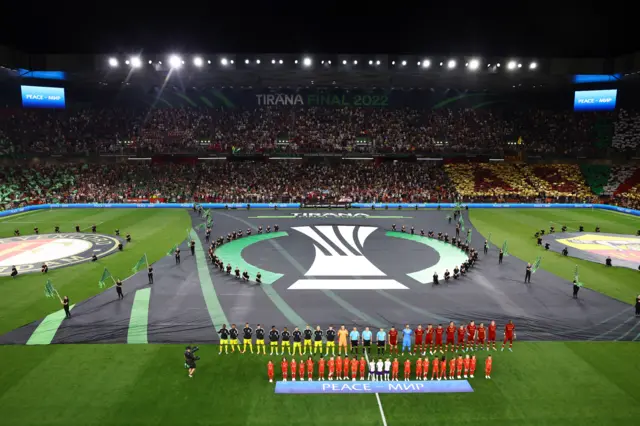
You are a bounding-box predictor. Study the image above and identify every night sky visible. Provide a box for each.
[0,3,636,57]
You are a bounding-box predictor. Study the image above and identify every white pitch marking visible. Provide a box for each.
[364,351,389,426]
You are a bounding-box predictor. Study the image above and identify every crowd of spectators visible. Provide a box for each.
[0,106,617,156]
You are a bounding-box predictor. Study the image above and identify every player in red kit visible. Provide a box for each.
[351,357,358,381]
[359,357,366,380]
[415,358,423,380]
[446,322,456,352]
[327,357,335,381]
[299,358,305,381]
[414,325,424,355]
[431,356,439,380]
[291,358,297,381]
[403,358,411,381]
[422,357,429,380]
[488,320,498,351]
[318,356,326,381]
[456,355,463,379]
[470,355,477,378]
[485,355,492,379]
[448,357,456,380]
[388,327,399,355]
[476,323,486,350]
[343,357,350,380]
[307,356,314,381]
[439,357,447,380]
[435,324,444,353]
[456,322,466,352]
[502,320,516,351]
[466,321,477,352]
[425,324,434,355]
[281,357,289,381]
[392,358,399,381]
[267,360,275,383]
[335,355,343,380]
[463,354,470,378]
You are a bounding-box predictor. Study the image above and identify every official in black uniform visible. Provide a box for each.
[126,233,131,243]
[605,256,612,267]
[562,247,568,256]
[205,228,210,243]
[256,272,262,285]
[41,263,48,274]
[118,242,123,251]
[242,270,250,282]
[537,236,543,246]
[544,242,550,250]
[33,227,39,235]
[274,224,279,232]
[444,269,450,282]
[62,296,71,318]
[226,264,232,274]
[410,226,415,235]
[455,224,460,238]
[148,266,154,284]
[54,226,60,233]
[184,346,196,378]
[579,225,584,232]
[595,226,600,232]
[91,254,98,262]
[498,249,504,264]
[484,240,488,254]
[175,248,181,264]
[562,225,567,232]
[14,229,20,236]
[75,225,80,232]
[190,240,195,255]
[91,224,97,233]
[11,266,18,278]
[453,266,460,279]
[116,279,124,299]
[433,271,439,285]
[115,229,120,236]
[234,267,240,279]
[218,325,230,355]
[524,263,532,283]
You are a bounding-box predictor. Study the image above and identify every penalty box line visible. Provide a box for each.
[364,351,389,426]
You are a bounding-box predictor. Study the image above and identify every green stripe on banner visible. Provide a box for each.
[127,288,151,344]
[191,229,230,328]
[26,304,75,345]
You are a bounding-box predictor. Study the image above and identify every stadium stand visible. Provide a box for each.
[612,109,640,152]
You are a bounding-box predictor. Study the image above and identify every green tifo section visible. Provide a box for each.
[0,209,192,335]
[214,232,288,284]
[386,231,469,283]
[580,164,611,195]
[0,342,639,426]
[470,208,640,304]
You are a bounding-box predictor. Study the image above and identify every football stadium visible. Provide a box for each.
[1,34,640,426]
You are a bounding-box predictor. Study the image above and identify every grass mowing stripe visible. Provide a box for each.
[26,304,75,345]
[190,228,229,329]
[127,288,151,344]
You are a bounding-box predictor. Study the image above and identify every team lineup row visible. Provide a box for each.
[266,354,495,382]
[216,321,517,355]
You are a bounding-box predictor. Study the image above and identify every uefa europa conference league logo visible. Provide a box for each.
[288,225,407,290]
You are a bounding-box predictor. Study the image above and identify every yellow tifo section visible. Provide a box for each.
[445,163,592,198]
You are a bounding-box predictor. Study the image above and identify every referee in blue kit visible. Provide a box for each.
[350,327,360,355]
[362,327,372,354]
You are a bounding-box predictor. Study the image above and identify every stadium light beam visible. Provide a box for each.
[468,59,480,70]
[303,57,312,67]
[169,55,182,69]
[193,57,203,67]
[272,59,276,64]
[422,59,430,68]
[447,59,456,69]
[108,57,118,67]
[401,60,407,66]
[529,62,537,69]
[507,61,516,70]
[221,58,228,66]
[376,60,380,65]
[130,57,142,68]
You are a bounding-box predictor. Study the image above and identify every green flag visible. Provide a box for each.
[44,279,57,298]
[98,268,113,288]
[445,214,451,222]
[206,217,213,227]
[196,223,206,231]
[186,228,192,241]
[466,229,473,244]
[131,254,148,273]
[531,256,542,273]
[573,265,584,286]
[487,232,492,248]
[502,240,509,256]
[167,243,179,256]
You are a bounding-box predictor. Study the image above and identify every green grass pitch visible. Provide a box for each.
[0,208,639,426]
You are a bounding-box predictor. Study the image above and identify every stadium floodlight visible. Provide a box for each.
[295,60,298,64]
[327,60,331,65]
[468,58,480,70]
[353,60,358,65]
[497,63,501,67]
[193,57,203,67]
[529,62,537,69]
[230,60,234,64]
[422,59,430,68]
[245,59,249,64]
[447,59,456,69]
[256,59,261,64]
[272,59,276,64]
[391,61,395,65]
[108,57,118,67]
[169,55,182,68]
[369,60,373,65]
[376,60,380,65]
[342,60,347,65]
[517,63,522,68]
[401,60,406,66]
[507,61,516,70]
[279,59,283,64]
[130,57,142,68]
[221,58,228,66]
[303,57,312,66]
[148,60,152,64]
[207,60,211,64]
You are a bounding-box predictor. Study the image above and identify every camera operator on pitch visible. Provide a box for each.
[184,346,200,378]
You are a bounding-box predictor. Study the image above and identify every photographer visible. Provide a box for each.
[184,346,199,378]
